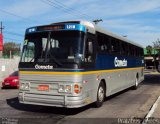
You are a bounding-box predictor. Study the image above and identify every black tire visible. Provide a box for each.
[94,81,105,108]
[133,76,139,90]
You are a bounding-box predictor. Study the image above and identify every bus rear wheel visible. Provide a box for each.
[133,76,139,90]
[94,81,105,108]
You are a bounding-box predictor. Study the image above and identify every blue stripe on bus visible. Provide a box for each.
[95,54,144,70]
[19,55,144,72]
[53,54,143,72]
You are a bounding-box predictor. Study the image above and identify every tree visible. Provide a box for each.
[152,38,160,71]
[3,42,21,58]
[153,39,160,56]
[146,45,152,55]
[153,38,160,49]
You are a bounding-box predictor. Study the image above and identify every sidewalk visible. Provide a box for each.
[144,69,160,75]
[142,96,160,124]
[152,98,160,118]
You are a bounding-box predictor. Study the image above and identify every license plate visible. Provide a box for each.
[38,85,49,91]
[5,83,10,85]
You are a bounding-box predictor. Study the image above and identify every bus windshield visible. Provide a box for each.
[21,31,85,65]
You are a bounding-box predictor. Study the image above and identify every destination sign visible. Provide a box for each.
[38,25,65,31]
[26,24,86,34]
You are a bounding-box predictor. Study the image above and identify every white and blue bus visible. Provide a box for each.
[18,21,144,108]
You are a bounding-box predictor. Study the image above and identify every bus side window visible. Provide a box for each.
[121,42,129,56]
[104,36,110,53]
[125,43,129,56]
[23,42,35,62]
[111,39,115,53]
[85,39,94,62]
[129,44,133,56]
[97,33,103,52]
[141,48,144,57]
[111,38,119,54]
[121,42,125,55]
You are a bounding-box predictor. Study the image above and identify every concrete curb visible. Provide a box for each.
[142,96,160,124]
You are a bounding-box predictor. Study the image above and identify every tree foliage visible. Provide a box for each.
[3,42,21,57]
[153,38,160,49]
[146,45,152,55]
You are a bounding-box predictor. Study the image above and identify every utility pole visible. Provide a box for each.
[0,21,4,58]
[93,19,103,25]
[0,21,4,34]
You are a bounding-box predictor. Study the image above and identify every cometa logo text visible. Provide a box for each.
[114,57,127,67]
[35,64,53,69]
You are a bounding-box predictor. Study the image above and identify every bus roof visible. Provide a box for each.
[51,20,143,48]
[95,25,143,48]
[81,21,143,48]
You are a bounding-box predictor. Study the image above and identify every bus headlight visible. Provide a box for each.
[20,82,30,90]
[59,85,65,92]
[65,85,71,93]
[58,84,72,93]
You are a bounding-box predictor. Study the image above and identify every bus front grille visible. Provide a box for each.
[23,93,65,106]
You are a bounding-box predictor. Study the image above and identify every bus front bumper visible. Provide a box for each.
[18,92,92,108]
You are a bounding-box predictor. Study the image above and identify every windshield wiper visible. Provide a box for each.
[44,32,62,66]
[29,57,34,62]
[44,32,51,61]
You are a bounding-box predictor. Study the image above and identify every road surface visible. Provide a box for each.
[0,74,160,124]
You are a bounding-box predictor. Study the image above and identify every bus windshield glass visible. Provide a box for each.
[21,31,85,64]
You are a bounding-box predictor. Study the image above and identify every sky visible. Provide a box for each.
[0,0,160,47]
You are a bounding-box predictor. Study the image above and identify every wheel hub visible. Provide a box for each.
[98,87,104,102]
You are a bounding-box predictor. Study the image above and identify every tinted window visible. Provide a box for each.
[121,41,126,55]
[110,38,120,54]
[129,45,134,56]
[85,39,94,62]
[104,36,111,52]
[21,31,85,63]
[97,32,111,53]
[10,71,18,76]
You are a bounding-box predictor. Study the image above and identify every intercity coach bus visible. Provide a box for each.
[18,21,144,108]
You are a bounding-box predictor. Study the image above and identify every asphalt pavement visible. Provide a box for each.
[0,74,160,124]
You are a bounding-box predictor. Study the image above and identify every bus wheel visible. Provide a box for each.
[94,81,105,108]
[133,76,138,90]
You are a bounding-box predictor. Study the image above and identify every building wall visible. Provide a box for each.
[0,51,2,58]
